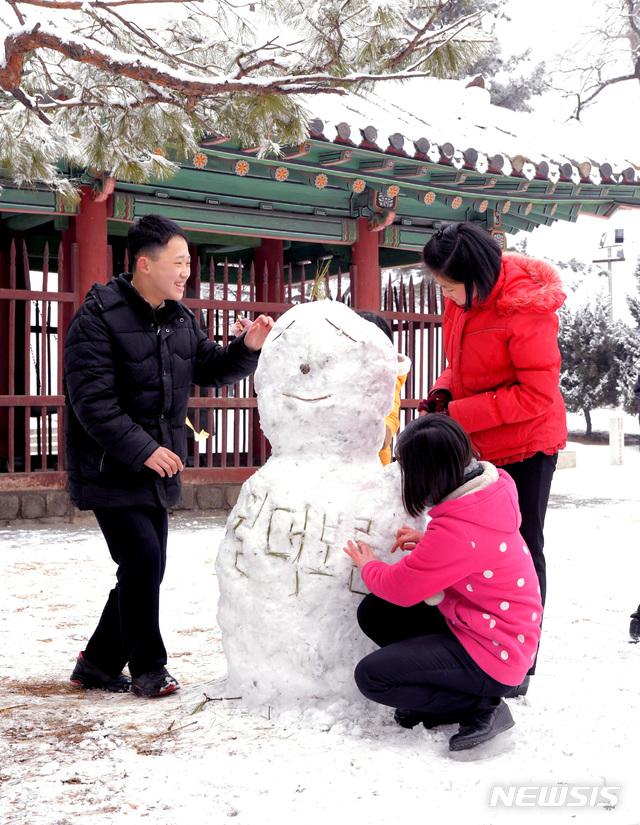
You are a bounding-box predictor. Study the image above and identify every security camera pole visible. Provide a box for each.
[593,229,625,322]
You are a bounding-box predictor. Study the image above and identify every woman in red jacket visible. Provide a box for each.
[421,222,566,689]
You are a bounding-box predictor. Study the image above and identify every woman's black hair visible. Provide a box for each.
[395,414,476,516]
[354,310,393,342]
[422,222,502,310]
[127,214,188,271]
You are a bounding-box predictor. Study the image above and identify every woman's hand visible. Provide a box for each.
[391,525,424,554]
[343,540,379,570]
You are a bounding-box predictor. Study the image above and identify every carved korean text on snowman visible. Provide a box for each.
[231,488,381,596]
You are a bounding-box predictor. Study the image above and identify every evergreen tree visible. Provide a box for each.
[626,256,640,328]
[622,256,640,414]
[0,0,488,199]
[558,299,621,436]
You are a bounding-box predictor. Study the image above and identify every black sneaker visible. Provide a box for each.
[448,700,515,751]
[630,606,640,643]
[131,668,180,698]
[70,652,131,693]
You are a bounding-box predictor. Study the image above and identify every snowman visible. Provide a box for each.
[215,300,423,714]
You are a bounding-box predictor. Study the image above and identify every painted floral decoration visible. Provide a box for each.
[478,200,489,213]
[193,152,208,169]
[352,178,366,194]
[275,166,289,182]
[503,200,511,213]
[386,185,400,198]
[315,173,329,189]
[235,159,250,176]
[451,196,463,210]
[525,203,533,215]
[551,203,558,215]
[423,191,436,205]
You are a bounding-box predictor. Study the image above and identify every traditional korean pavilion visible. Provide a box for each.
[2,78,639,520]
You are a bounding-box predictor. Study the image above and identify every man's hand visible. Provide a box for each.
[144,447,183,477]
[343,540,380,570]
[244,315,275,351]
[391,525,424,554]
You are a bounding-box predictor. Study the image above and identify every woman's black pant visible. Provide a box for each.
[84,505,168,678]
[502,451,557,674]
[354,594,510,723]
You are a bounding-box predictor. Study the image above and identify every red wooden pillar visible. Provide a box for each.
[0,227,9,466]
[252,237,284,464]
[254,237,285,304]
[73,185,109,305]
[352,217,381,311]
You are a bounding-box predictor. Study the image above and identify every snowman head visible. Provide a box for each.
[255,301,407,459]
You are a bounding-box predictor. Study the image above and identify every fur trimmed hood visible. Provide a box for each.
[493,252,566,316]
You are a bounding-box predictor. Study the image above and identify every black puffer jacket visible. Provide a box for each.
[64,274,260,510]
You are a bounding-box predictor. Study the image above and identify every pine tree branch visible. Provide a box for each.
[0,24,440,101]
[389,8,482,69]
[14,0,200,9]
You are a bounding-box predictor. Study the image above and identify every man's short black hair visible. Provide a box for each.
[422,222,502,310]
[127,214,188,271]
[395,414,476,516]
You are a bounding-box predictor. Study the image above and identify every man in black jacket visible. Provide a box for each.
[64,215,273,697]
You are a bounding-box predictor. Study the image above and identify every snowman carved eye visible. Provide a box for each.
[325,318,357,342]
[300,364,310,374]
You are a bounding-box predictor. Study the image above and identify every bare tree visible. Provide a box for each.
[556,0,640,120]
[0,0,488,198]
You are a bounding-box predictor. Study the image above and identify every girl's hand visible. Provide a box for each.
[230,315,252,337]
[391,525,424,554]
[343,540,379,570]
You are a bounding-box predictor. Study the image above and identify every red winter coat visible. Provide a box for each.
[431,252,567,466]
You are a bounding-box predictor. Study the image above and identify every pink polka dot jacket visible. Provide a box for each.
[362,464,542,686]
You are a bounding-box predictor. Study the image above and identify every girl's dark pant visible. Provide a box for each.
[502,451,557,674]
[354,594,510,722]
[84,506,168,678]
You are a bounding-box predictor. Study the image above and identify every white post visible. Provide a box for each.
[610,415,624,465]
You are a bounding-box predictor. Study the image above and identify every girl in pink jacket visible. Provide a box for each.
[344,415,542,752]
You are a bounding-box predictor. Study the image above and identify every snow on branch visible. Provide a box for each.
[0,0,488,192]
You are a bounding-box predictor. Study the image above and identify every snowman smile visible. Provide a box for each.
[282,393,333,401]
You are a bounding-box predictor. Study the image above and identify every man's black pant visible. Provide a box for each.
[501,451,557,674]
[354,595,511,723]
[84,506,168,678]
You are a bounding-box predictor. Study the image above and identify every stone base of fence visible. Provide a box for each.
[0,484,243,528]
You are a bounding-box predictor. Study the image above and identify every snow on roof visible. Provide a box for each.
[305,78,640,186]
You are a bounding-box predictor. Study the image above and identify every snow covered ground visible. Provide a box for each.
[1,409,640,825]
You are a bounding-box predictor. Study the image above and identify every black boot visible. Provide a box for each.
[448,700,514,751]
[503,675,530,698]
[394,708,459,730]
[630,606,640,643]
